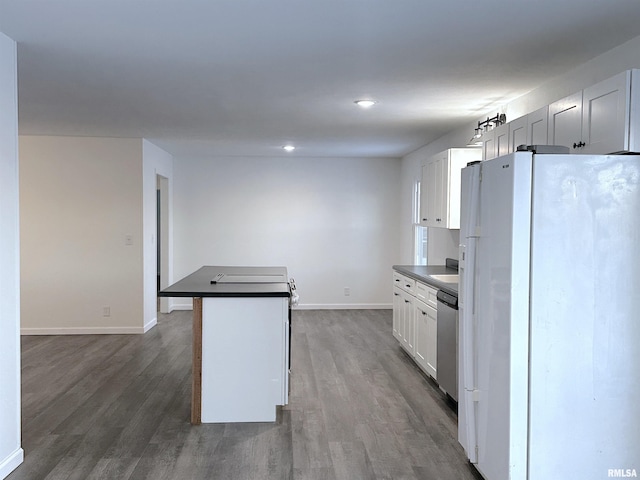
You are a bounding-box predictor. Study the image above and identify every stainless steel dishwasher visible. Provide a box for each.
[436,289,458,402]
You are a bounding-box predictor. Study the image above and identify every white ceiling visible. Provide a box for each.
[2,0,640,158]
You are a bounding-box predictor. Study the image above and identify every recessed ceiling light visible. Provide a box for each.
[354,99,376,108]
[283,145,295,152]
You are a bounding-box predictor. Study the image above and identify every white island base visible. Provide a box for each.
[200,296,289,423]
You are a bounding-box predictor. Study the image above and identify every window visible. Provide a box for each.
[413,180,427,265]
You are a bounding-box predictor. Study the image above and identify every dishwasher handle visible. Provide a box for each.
[436,290,458,310]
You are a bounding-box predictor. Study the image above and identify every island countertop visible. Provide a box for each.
[159,266,291,298]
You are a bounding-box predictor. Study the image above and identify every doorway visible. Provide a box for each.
[156,174,170,313]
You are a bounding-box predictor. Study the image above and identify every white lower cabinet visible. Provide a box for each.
[414,299,437,378]
[401,290,415,355]
[201,296,288,423]
[393,286,415,354]
[392,271,438,379]
[392,286,403,342]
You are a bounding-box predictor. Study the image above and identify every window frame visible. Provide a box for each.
[413,179,427,265]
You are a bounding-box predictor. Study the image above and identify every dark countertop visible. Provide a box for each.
[393,264,458,295]
[159,266,291,298]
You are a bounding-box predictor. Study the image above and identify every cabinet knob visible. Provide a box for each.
[422,218,428,222]
[572,141,586,148]
[404,300,410,304]
[405,284,411,288]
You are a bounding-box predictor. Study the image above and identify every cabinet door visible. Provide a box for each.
[420,163,430,226]
[420,154,444,227]
[392,287,403,342]
[420,161,436,227]
[432,156,444,226]
[446,149,479,229]
[414,301,430,371]
[425,303,437,378]
[494,123,510,158]
[481,129,496,160]
[509,116,528,152]
[423,149,480,230]
[581,70,630,154]
[528,105,548,145]
[401,291,415,356]
[548,92,582,151]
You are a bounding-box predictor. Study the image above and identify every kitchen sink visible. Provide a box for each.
[429,274,459,283]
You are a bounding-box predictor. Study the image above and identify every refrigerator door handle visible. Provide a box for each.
[460,236,479,464]
[459,163,482,465]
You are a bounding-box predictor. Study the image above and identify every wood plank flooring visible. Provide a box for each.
[9,309,483,480]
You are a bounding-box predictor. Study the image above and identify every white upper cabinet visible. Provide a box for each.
[509,106,549,154]
[470,69,640,160]
[475,69,640,160]
[548,70,640,154]
[494,123,510,158]
[420,148,481,229]
[480,128,495,161]
[528,105,549,145]
[509,115,528,152]
[581,70,633,154]
[548,91,583,151]
[421,155,442,228]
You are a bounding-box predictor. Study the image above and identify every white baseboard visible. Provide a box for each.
[169,302,194,311]
[22,316,156,336]
[20,304,393,333]
[294,303,392,310]
[143,317,157,333]
[21,325,148,335]
[160,302,392,312]
[0,447,23,479]
[158,303,393,310]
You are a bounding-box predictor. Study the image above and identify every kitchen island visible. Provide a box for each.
[159,266,291,424]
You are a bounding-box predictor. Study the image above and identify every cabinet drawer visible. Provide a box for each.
[392,272,416,295]
[403,277,416,295]
[416,281,438,308]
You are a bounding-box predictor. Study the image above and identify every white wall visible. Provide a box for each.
[172,155,401,309]
[19,136,145,333]
[0,31,23,480]
[400,33,640,265]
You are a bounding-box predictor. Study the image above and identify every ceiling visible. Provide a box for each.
[2,0,640,158]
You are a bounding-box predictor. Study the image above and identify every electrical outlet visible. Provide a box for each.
[344,287,350,296]
[102,306,111,317]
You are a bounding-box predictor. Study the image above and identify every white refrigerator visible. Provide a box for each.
[458,151,640,480]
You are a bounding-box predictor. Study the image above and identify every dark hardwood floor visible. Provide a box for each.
[9,309,483,480]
